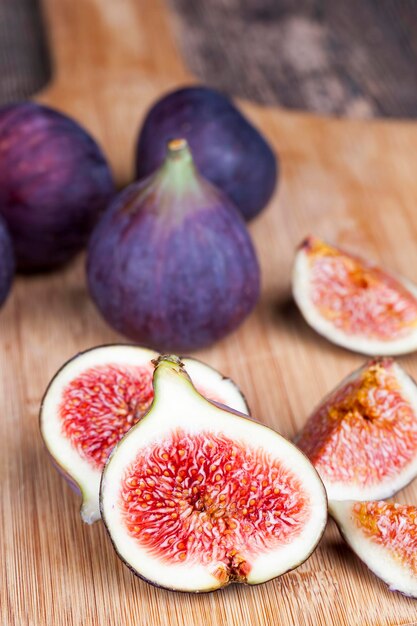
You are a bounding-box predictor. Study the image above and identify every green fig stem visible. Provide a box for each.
[167,138,191,160]
[152,354,192,384]
[158,138,201,196]
[150,354,202,413]
[152,354,184,370]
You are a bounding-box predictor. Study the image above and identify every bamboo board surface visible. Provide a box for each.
[3,1,417,624]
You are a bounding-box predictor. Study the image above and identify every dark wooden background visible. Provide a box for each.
[0,0,416,115]
[170,0,417,117]
[0,0,50,105]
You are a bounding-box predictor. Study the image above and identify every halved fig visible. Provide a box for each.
[295,358,417,501]
[40,345,249,524]
[101,355,327,593]
[331,500,417,598]
[292,236,417,355]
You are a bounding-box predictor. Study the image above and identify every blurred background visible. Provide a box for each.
[1,0,416,117]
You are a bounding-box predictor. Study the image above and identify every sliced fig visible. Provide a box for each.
[40,345,249,523]
[331,500,417,598]
[101,355,327,592]
[296,358,417,501]
[292,236,417,355]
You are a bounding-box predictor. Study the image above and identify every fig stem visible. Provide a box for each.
[152,354,191,383]
[151,355,196,408]
[156,138,199,194]
[152,354,184,369]
[167,138,189,155]
[165,138,193,169]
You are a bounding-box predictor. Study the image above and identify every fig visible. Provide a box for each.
[331,500,417,598]
[0,216,14,306]
[40,345,249,523]
[100,355,327,592]
[0,102,115,271]
[135,86,278,221]
[87,139,260,352]
[292,236,417,355]
[295,358,417,501]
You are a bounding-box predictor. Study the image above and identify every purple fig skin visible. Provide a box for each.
[135,86,278,221]
[87,141,260,352]
[0,216,14,306]
[0,102,115,272]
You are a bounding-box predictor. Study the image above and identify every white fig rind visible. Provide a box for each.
[292,245,417,356]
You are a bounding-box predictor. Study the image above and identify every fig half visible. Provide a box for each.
[101,356,327,592]
[40,345,249,523]
[292,236,417,355]
[331,500,417,598]
[296,358,417,501]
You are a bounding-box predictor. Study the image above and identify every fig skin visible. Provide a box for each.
[0,102,115,271]
[135,86,278,221]
[0,216,14,306]
[87,140,260,352]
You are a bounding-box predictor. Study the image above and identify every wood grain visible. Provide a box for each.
[2,1,417,624]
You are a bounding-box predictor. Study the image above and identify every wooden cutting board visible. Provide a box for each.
[3,1,417,624]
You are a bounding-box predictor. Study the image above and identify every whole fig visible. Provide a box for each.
[135,86,278,221]
[0,102,115,271]
[87,139,260,352]
[0,216,14,306]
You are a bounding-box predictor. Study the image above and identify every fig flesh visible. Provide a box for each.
[101,356,327,592]
[87,139,260,352]
[292,236,417,355]
[296,358,417,501]
[0,216,14,306]
[135,86,278,221]
[0,102,114,271]
[40,345,249,523]
[331,500,417,598]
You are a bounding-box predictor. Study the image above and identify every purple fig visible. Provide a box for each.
[135,86,278,221]
[87,139,260,352]
[0,102,115,271]
[0,216,14,306]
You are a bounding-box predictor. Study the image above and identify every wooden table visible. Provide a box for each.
[2,1,417,624]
